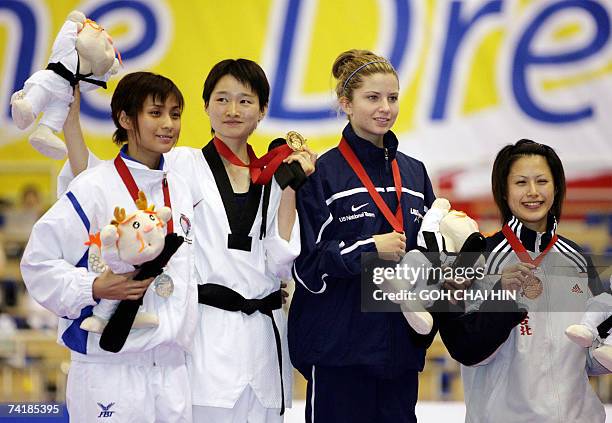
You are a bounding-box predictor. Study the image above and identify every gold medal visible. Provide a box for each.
[286,131,306,151]
[522,274,543,299]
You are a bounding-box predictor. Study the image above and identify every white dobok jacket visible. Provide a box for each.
[23,154,198,363]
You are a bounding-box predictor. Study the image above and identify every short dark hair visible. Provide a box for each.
[491,139,566,223]
[202,59,269,113]
[111,72,184,145]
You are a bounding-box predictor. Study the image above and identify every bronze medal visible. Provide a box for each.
[286,131,306,151]
[522,274,543,299]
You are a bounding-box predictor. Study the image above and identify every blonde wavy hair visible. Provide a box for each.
[332,49,397,101]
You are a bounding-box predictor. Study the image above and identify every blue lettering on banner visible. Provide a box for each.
[268,0,411,120]
[512,0,610,123]
[81,0,159,121]
[2,0,610,129]
[1,0,38,119]
[431,1,503,120]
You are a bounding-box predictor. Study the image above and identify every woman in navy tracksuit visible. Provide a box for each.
[288,49,435,423]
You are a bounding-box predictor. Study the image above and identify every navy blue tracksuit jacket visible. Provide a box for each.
[288,123,435,379]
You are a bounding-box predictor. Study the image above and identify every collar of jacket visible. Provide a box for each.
[119,144,166,171]
[504,214,558,252]
[342,123,399,166]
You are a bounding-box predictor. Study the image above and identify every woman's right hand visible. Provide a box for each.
[373,231,406,262]
[92,269,154,301]
[500,262,536,293]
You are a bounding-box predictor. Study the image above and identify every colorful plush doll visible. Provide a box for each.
[384,198,486,334]
[566,291,612,371]
[80,191,172,334]
[10,10,120,160]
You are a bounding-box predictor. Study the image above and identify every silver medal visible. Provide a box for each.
[154,273,174,298]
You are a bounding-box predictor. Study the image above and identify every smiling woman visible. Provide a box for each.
[110,74,184,169]
[175,58,316,422]
[338,72,399,147]
[436,139,608,423]
[205,74,262,143]
[491,139,566,232]
[504,155,556,232]
[20,72,198,422]
[58,58,317,423]
[288,49,436,423]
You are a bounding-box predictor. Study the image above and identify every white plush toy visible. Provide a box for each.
[384,198,485,335]
[80,191,172,333]
[565,291,612,371]
[10,10,120,160]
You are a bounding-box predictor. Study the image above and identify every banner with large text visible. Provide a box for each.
[1,0,611,201]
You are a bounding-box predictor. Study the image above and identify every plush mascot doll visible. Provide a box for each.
[566,290,612,371]
[80,191,173,334]
[383,198,486,335]
[97,192,184,353]
[10,10,120,160]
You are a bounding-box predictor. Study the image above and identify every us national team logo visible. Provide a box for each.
[97,402,115,418]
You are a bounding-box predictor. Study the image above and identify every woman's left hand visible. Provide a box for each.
[284,146,317,176]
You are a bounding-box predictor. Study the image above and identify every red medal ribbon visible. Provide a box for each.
[338,138,404,233]
[502,224,557,266]
[113,155,173,233]
[213,137,293,185]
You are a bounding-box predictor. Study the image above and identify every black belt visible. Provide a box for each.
[598,315,612,339]
[197,283,285,415]
[46,61,107,88]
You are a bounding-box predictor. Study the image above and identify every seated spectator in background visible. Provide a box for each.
[1,185,46,256]
[0,242,17,336]
[25,293,58,331]
[0,238,5,276]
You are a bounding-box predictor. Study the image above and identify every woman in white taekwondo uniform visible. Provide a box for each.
[21,72,198,422]
[60,59,316,422]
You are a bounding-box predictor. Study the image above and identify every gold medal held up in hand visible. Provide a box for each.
[286,131,306,151]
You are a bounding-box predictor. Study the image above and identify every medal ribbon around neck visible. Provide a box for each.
[501,224,557,266]
[338,138,404,233]
[113,155,173,233]
[213,137,294,185]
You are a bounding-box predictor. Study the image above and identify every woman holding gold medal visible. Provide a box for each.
[59,59,316,422]
[438,139,608,423]
[288,50,436,422]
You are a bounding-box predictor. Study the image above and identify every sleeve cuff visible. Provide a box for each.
[265,217,301,280]
[77,271,98,307]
